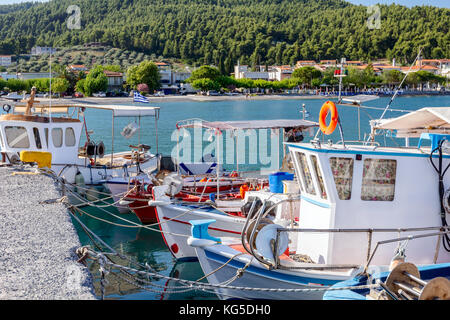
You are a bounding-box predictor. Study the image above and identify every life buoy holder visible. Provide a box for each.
[319,101,338,135]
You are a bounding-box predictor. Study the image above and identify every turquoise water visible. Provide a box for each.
[72,95,450,300]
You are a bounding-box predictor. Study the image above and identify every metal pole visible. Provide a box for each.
[111,112,114,167]
[155,112,159,154]
[138,115,141,145]
[216,130,220,198]
[358,105,361,141]
[176,129,180,174]
[235,132,239,172]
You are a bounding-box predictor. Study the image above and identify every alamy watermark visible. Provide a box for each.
[171,127,280,173]
[170,123,309,173]
[67,5,81,30]
[367,5,381,30]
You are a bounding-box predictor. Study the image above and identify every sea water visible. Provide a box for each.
[72,95,450,300]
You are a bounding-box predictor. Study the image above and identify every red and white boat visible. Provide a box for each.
[149,118,317,260]
[122,174,248,224]
[153,184,301,261]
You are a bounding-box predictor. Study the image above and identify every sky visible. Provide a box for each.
[0,0,449,7]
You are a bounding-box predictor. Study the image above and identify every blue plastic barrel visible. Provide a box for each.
[269,172,294,193]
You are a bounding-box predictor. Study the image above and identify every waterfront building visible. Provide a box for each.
[104,70,124,91]
[234,64,269,80]
[0,55,12,67]
[268,66,293,81]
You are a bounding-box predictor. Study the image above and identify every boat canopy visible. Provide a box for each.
[371,107,450,137]
[341,94,379,105]
[9,103,160,118]
[176,118,318,131]
[70,104,160,118]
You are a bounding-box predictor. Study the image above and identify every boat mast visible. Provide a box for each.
[49,52,52,122]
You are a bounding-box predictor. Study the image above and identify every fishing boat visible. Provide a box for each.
[120,171,247,223]
[103,156,222,214]
[187,102,450,300]
[152,118,317,260]
[0,88,160,201]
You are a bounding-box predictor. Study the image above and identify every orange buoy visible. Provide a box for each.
[319,101,338,135]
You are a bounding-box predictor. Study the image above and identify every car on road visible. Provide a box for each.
[93,91,106,97]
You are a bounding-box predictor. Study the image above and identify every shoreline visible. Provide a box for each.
[67,94,331,105]
[1,92,448,106]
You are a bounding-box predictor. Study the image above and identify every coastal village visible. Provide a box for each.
[0,45,449,97]
[1,0,450,306]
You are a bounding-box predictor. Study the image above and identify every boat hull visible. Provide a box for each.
[191,239,351,300]
[155,203,246,261]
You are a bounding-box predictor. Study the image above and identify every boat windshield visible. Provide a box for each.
[5,126,30,148]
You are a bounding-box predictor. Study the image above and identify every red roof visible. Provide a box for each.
[103,70,123,77]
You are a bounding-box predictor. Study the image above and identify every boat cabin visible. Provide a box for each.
[0,107,82,164]
[286,107,450,267]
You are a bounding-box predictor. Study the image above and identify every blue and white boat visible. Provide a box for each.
[188,103,450,300]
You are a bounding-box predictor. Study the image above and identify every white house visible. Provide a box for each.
[0,55,12,67]
[234,64,269,80]
[31,46,57,56]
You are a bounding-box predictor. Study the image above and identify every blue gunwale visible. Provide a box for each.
[204,247,340,286]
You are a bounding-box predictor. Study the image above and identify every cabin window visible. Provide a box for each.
[310,155,327,199]
[33,128,42,149]
[295,152,316,195]
[361,159,397,201]
[290,151,304,192]
[44,128,49,147]
[65,128,76,147]
[52,128,63,148]
[5,126,30,148]
[329,157,354,200]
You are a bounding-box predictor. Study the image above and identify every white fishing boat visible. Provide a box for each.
[188,103,450,300]
[0,89,160,201]
[152,118,317,260]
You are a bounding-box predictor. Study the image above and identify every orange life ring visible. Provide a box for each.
[319,101,338,135]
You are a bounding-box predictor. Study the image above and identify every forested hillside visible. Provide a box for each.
[0,0,448,72]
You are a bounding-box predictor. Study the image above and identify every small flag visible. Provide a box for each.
[133,91,149,103]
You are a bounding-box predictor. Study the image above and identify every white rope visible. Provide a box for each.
[90,250,379,294]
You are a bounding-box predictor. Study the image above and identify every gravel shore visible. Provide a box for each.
[0,166,96,300]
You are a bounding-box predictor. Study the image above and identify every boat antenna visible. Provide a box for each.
[49,51,52,122]
[378,47,422,122]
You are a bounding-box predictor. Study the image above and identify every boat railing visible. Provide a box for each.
[241,197,450,272]
[272,225,450,272]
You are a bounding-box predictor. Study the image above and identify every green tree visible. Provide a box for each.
[52,78,70,95]
[76,65,108,96]
[191,78,220,92]
[382,70,404,87]
[127,61,160,92]
[292,66,322,88]
[187,65,222,83]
